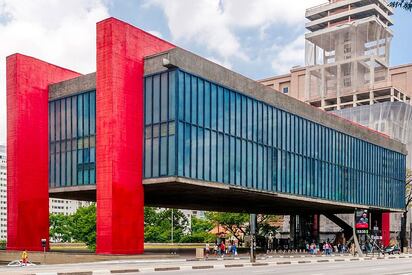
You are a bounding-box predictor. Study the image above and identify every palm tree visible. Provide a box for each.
[390,0,412,11]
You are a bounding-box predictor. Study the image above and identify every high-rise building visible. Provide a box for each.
[0,145,7,240]
[49,199,91,215]
[260,0,411,241]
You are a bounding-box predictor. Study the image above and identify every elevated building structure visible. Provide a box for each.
[6,17,406,254]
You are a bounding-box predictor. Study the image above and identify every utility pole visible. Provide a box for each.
[250,214,257,263]
[171,209,174,244]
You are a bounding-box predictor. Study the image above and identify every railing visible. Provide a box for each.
[306,1,330,14]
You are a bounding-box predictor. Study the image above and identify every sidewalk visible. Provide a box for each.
[1,253,410,275]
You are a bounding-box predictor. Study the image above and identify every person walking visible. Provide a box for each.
[205,243,210,259]
[220,241,226,258]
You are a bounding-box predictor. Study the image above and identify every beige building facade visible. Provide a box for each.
[260,63,412,110]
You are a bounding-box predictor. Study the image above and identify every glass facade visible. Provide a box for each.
[49,91,96,187]
[144,69,406,209]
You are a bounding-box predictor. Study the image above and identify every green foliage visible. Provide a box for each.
[0,239,6,249]
[49,204,96,251]
[205,212,280,243]
[389,0,412,11]
[144,207,189,243]
[49,213,72,242]
[179,232,215,243]
[70,204,96,250]
[206,212,249,242]
[191,216,214,233]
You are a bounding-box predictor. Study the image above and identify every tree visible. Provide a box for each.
[389,1,412,11]
[206,212,280,245]
[49,213,71,242]
[206,212,249,243]
[144,207,189,243]
[180,216,215,243]
[70,204,96,250]
[400,170,412,250]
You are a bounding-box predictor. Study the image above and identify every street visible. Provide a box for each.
[156,258,412,275]
[2,257,412,275]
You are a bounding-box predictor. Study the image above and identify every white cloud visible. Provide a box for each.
[271,34,306,74]
[146,0,324,75]
[147,30,163,38]
[0,0,109,145]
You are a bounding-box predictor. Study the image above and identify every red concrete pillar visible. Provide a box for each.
[382,212,390,247]
[95,17,175,254]
[6,54,80,251]
[311,214,320,242]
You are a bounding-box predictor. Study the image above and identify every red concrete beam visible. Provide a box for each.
[95,17,175,254]
[7,54,80,251]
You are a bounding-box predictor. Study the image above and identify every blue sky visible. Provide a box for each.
[0,0,411,145]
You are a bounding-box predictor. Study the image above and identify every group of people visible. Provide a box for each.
[205,240,238,258]
[306,241,338,255]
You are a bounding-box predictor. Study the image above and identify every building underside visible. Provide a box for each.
[49,177,400,215]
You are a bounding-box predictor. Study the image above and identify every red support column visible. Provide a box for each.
[382,212,390,247]
[6,54,80,251]
[96,17,175,254]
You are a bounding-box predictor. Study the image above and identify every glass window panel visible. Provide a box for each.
[217,87,224,132]
[184,124,191,177]
[168,132,175,176]
[211,131,217,182]
[236,94,241,137]
[204,81,210,128]
[61,99,66,141]
[184,73,191,123]
[169,71,176,121]
[77,94,83,137]
[224,89,230,134]
[160,131,168,176]
[161,72,168,122]
[90,92,96,135]
[153,75,160,124]
[152,137,159,177]
[191,126,197,178]
[217,133,224,182]
[144,127,152,178]
[191,76,198,125]
[204,129,210,181]
[66,98,72,138]
[211,84,217,130]
[198,128,204,180]
[177,122,184,176]
[72,97,77,138]
[83,93,90,136]
[198,79,204,127]
[223,134,229,183]
[177,71,184,120]
[56,101,61,141]
[50,102,55,142]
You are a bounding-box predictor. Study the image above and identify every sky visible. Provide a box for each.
[0,0,411,145]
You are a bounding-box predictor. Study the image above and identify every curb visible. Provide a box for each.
[30,254,411,274]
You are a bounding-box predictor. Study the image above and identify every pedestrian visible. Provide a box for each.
[205,243,210,259]
[232,242,238,256]
[21,250,28,265]
[220,241,226,257]
[214,243,219,255]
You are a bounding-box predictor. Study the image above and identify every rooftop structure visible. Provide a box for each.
[303,0,403,111]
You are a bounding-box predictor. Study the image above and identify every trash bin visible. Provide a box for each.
[196,248,204,259]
